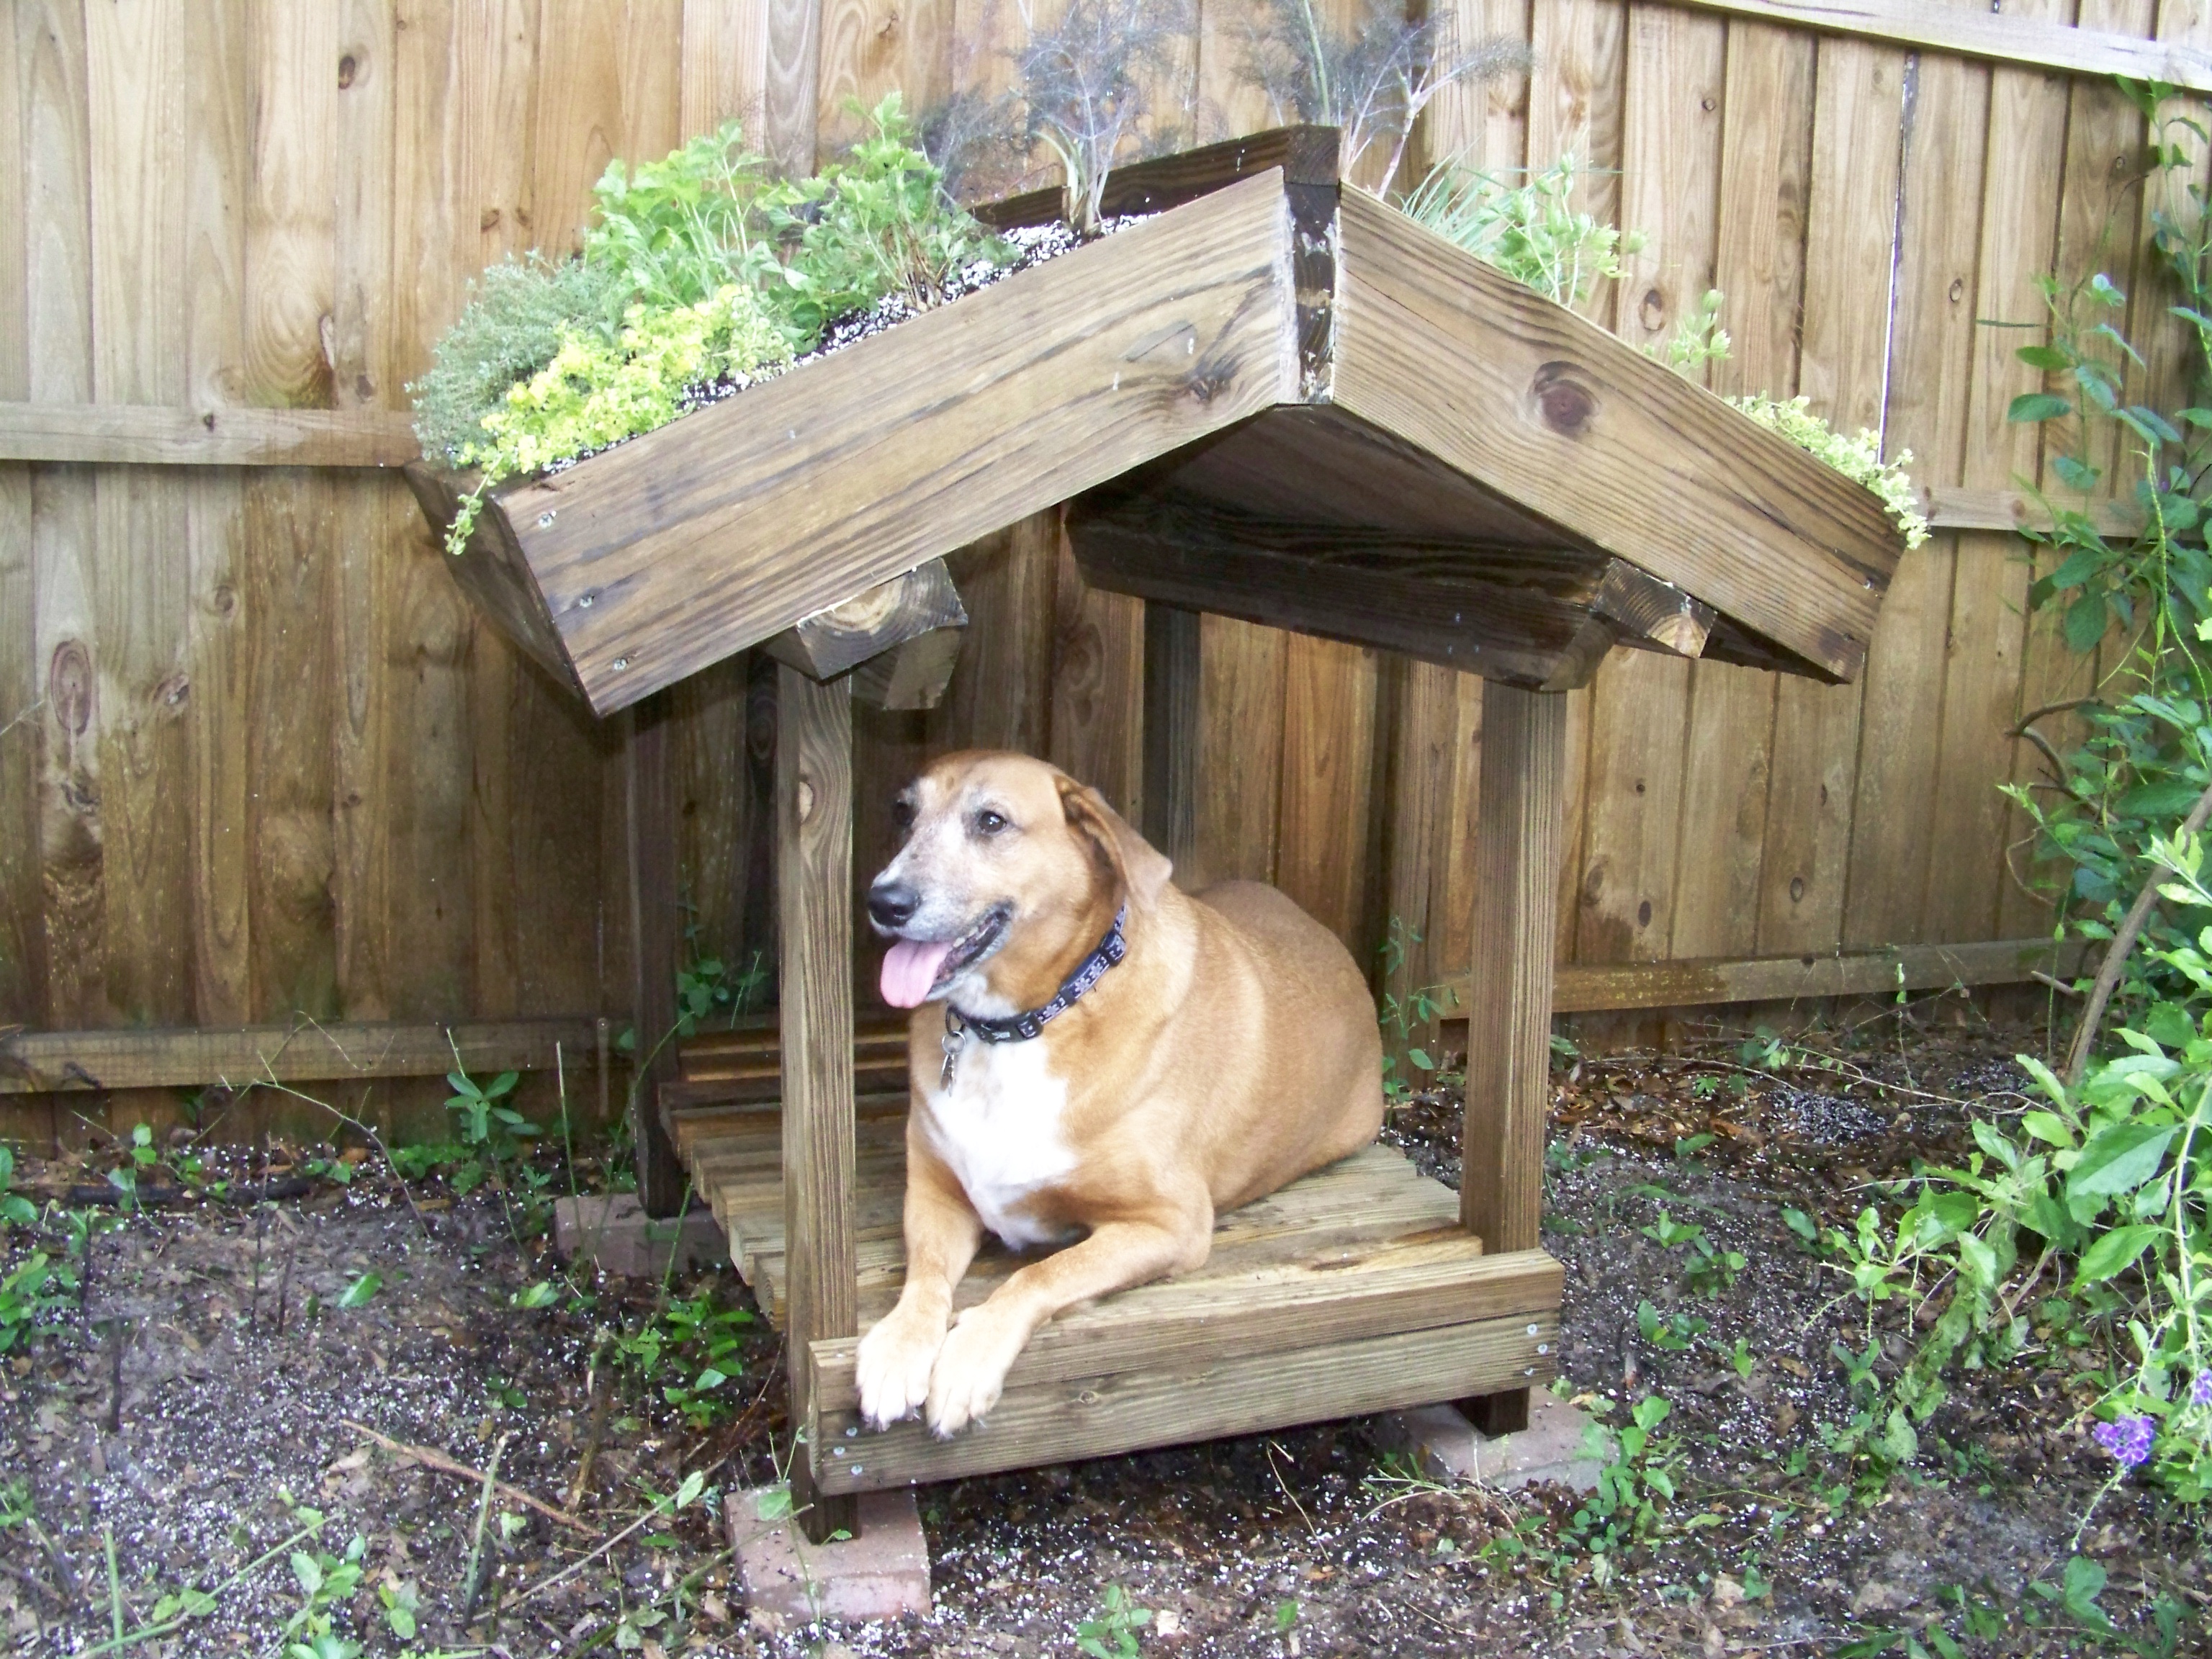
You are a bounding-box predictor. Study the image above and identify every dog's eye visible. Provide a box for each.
[891,796,916,833]
[974,809,1009,837]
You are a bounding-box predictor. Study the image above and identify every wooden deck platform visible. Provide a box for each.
[671,1091,1563,1493]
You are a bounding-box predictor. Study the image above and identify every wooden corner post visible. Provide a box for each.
[775,664,860,1543]
[1460,681,1568,1437]
[625,690,688,1216]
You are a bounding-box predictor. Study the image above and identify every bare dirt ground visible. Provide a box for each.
[2,1004,2206,1656]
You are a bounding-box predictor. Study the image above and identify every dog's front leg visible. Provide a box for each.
[927,1208,1210,1437]
[855,1141,982,1429]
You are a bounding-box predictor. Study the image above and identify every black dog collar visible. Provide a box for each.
[943,904,1128,1064]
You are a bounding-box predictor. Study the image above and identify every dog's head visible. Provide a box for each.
[867,752,1171,1011]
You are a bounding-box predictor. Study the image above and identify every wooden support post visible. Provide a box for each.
[1141,601,1201,873]
[626,691,688,1217]
[1458,682,1568,1437]
[775,664,860,1544]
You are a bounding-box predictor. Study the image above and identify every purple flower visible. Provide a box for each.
[2092,1415,2157,1467]
[2193,1373,2212,1410]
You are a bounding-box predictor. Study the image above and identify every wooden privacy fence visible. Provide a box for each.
[1,0,2206,1125]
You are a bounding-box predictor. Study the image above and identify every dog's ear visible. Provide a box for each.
[1056,777,1173,909]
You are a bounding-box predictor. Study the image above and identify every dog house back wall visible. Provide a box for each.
[0,0,2148,1102]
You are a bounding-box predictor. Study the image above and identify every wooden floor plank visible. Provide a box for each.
[811,1307,1555,1494]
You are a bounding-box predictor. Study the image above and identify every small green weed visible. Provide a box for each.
[1401,153,1640,310]
[1076,1583,1152,1658]
[1636,1298,1708,1353]
[1568,1395,1680,1578]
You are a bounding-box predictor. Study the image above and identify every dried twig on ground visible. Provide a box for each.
[341,1420,593,1534]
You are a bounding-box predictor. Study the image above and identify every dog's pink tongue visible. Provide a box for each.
[881,939,955,1008]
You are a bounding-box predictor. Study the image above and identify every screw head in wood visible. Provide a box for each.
[537,511,556,527]
[612,657,629,670]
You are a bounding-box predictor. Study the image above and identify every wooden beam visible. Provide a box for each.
[1460,684,1568,1436]
[1534,935,2098,1014]
[1141,603,1202,872]
[848,626,964,711]
[757,560,967,682]
[1923,485,2138,539]
[0,402,419,467]
[403,463,581,691]
[626,693,689,1217]
[449,171,1298,716]
[811,1247,1560,1408]
[1671,0,2212,94]
[1072,498,1619,690]
[0,1017,598,1095]
[809,1309,1555,1495]
[775,664,859,1544]
[975,123,1344,229]
[1333,188,1899,683]
[1591,562,1714,658]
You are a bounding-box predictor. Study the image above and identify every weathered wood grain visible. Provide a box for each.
[1141,603,1202,871]
[775,663,857,1542]
[814,1248,1560,1407]
[759,560,967,682]
[0,1015,599,1094]
[1462,683,1565,1255]
[811,1310,1555,1493]
[0,403,419,466]
[1672,0,2212,89]
[1070,505,1617,690]
[1046,522,1145,816]
[1755,32,1902,956]
[454,171,1293,716]
[849,626,965,711]
[627,693,688,1215]
[1332,189,1898,683]
[1539,935,2100,1013]
[1277,635,1378,948]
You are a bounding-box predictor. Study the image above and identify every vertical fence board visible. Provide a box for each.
[680,0,770,138]
[243,6,342,1022]
[0,14,41,1028]
[24,0,100,1032]
[1841,40,1987,950]
[329,1,398,1020]
[1929,10,2070,945]
[1668,15,1812,960]
[1572,1,1719,966]
[1756,35,1902,955]
[1048,525,1145,818]
[1278,636,1378,950]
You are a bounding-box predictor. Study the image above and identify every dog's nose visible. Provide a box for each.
[867,880,921,932]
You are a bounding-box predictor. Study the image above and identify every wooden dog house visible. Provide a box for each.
[407,129,1899,1540]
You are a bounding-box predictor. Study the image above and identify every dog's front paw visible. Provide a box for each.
[925,1303,1030,1438]
[855,1307,946,1430]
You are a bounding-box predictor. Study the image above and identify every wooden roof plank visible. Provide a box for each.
[476,168,1300,716]
[1330,186,1900,682]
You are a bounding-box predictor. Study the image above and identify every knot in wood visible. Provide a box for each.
[48,641,94,735]
[796,779,817,823]
[1527,361,1598,437]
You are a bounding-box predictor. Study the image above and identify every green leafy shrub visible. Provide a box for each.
[1729,393,1932,549]
[1800,81,2212,1515]
[584,120,783,312]
[443,285,792,552]
[408,254,624,467]
[766,94,1007,339]
[1401,153,1640,310]
[419,95,1003,554]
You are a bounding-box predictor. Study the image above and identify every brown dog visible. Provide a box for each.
[855,751,1383,1437]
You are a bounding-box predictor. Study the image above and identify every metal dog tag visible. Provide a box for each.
[940,1015,964,1091]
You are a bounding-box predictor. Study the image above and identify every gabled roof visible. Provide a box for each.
[412,128,1899,717]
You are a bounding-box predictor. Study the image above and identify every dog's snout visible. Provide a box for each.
[868,879,921,932]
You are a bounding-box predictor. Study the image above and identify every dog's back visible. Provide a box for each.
[1180,879,1385,1210]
